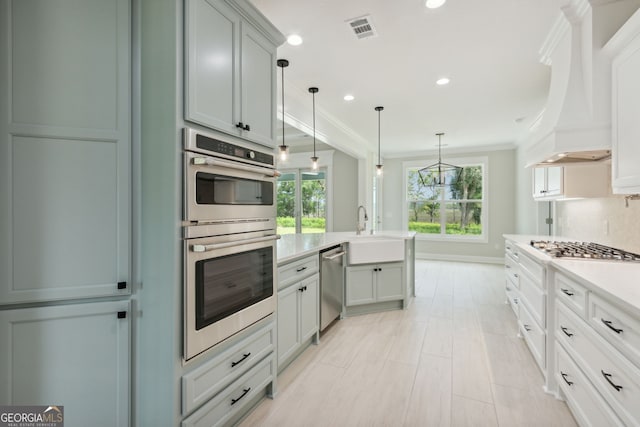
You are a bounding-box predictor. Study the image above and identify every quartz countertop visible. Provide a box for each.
[277,231,416,264]
[503,234,640,314]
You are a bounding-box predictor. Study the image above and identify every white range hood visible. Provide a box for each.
[525,0,640,167]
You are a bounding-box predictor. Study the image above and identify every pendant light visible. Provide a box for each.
[375,106,384,176]
[277,59,289,161]
[418,133,463,186]
[309,87,319,170]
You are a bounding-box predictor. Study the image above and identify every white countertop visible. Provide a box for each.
[277,231,416,264]
[503,234,640,314]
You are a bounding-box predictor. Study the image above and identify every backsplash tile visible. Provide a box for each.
[556,196,640,254]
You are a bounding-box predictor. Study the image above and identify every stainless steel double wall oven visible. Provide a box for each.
[183,127,279,361]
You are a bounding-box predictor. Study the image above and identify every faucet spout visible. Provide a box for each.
[356,205,368,235]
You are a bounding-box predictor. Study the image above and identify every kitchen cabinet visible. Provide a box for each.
[0,300,130,427]
[185,0,278,147]
[504,239,520,318]
[277,254,319,371]
[610,9,640,194]
[0,0,131,304]
[531,163,610,201]
[345,262,404,306]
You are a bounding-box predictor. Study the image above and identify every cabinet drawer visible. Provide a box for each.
[504,255,519,286]
[278,254,319,289]
[182,322,274,415]
[556,273,588,319]
[556,343,624,427]
[505,284,519,318]
[557,302,640,427]
[518,251,544,287]
[505,240,519,260]
[520,303,545,370]
[519,269,545,328]
[181,355,274,427]
[589,293,640,368]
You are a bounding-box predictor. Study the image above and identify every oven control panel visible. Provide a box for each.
[195,133,274,167]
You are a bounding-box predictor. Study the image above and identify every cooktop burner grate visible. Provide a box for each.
[530,240,640,261]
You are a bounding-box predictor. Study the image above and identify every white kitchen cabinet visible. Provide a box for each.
[504,239,520,317]
[531,163,610,201]
[277,254,319,371]
[0,0,131,304]
[345,262,404,306]
[185,0,279,147]
[610,10,640,194]
[0,300,130,427]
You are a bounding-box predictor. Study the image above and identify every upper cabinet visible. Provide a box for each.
[185,0,284,147]
[609,10,640,194]
[532,163,610,201]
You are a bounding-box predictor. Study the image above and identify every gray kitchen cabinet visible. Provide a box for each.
[609,9,640,194]
[346,262,404,306]
[0,300,130,427]
[0,0,131,303]
[277,274,319,370]
[185,0,278,147]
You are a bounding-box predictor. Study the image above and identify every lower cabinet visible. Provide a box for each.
[277,274,319,369]
[0,300,130,427]
[345,262,403,306]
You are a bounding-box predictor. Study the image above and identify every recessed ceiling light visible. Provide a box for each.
[343,94,355,101]
[436,77,450,85]
[287,34,303,46]
[426,0,446,9]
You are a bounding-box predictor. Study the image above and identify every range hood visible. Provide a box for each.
[525,0,640,167]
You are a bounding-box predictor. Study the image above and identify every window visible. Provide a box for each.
[404,157,487,240]
[277,169,326,234]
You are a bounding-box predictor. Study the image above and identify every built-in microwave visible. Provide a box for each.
[183,128,277,224]
[184,228,278,360]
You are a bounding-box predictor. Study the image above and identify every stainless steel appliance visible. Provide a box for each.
[319,245,346,331]
[530,240,640,261]
[184,127,278,225]
[183,127,279,361]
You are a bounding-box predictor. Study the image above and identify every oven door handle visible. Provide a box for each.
[192,156,280,178]
[192,235,280,253]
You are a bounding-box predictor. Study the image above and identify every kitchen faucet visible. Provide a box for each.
[356,205,368,235]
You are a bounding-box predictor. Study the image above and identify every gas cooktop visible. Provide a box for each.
[530,240,640,262]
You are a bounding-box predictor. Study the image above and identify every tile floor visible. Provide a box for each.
[239,260,578,426]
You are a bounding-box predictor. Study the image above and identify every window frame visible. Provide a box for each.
[402,156,489,243]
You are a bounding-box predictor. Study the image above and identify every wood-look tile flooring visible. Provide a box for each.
[239,260,578,427]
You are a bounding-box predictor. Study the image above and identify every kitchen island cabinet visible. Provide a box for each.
[185,0,278,147]
[345,262,404,307]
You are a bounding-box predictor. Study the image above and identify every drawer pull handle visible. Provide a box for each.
[231,352,251,367]
[514,273,519,278]
[601,370,623,392]
[506,265,511,269]
[561,371,573,386]
[523,324,531,332]
[506,286,511,291]
[560,326,574,337]
[296,266,308,272]
[561,288,574,297]
[231,387,252,405]
[601,318,623,334]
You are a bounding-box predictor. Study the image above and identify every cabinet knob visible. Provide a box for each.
[117,281,127,290]
[236,122,250,131]
[117,311,127,319]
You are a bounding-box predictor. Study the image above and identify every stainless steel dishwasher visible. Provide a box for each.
[319,244,346,331]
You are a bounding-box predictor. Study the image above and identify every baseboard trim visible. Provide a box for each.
[416,252,504,265]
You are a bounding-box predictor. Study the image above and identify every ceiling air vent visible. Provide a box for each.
[347,15,377,40]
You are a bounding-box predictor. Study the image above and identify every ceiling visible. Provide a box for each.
[250,0,561,159]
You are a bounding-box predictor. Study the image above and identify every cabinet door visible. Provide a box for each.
[612,34,640,193]
[546,166,563,196]
[376,264,403,301]
[299,275,319,342]
[240,23,276,146]
[0,0,131,303]
[346,267,375,306]
[533,167,546,198]
[0,300,130,427]
[185,0,240,135]
[277,284,299,366]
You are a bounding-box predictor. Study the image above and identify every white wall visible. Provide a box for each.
[382,148,517,261]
